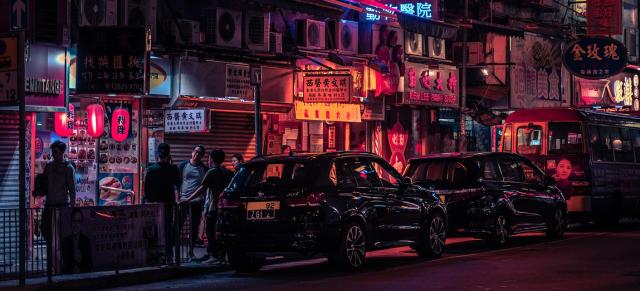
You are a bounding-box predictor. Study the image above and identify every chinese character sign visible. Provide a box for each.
[587,0,622,36]
[76,27,146,94]
[294,101,361,123]
[164,109,208,133]
[303,74,352,103]
[402,63,459,107]
[563,37,628,80]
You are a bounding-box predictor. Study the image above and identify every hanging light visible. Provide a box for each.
[86,103,105,138]
[110,107,130,142]
[54,103,74,137]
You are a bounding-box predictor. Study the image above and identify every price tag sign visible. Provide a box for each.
[0,36,19,105]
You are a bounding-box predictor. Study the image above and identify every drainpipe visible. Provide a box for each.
[460,0,469,152]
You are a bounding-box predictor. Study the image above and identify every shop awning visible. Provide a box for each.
[397,13,459,39]
[469,19,525,38]
[175,98,292,113]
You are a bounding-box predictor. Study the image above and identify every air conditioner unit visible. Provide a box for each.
[79,0,118,26]
[296,19,326,50]
[203,8,242,48]
[244,11,270,51]
[358,23,403,55]
[405,32,424,56]
[454,42,484,65]
[427,37,446,59]
[124,0,158,41]
[270,32,283,54]
[625,28,638,62]
[327,20,358,54]
[174,19,200,45]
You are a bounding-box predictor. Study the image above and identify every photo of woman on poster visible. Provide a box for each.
[552,158,573,196]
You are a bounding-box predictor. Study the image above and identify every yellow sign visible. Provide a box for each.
[0,37,18,71]
[295,101,361,122]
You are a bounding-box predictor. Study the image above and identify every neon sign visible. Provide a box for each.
[362,1,434,22]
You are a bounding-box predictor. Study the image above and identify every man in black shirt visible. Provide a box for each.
[183,149,232,264]
[144,143,181,264]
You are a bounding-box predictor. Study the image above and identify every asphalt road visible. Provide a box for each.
[108,222,640,291]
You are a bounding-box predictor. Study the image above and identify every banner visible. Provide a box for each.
[57,205,165,273]
[402,63,459,108]
[294,101,361,122]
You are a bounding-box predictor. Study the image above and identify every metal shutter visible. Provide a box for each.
[165,112,256,164]
[0,114,30,210]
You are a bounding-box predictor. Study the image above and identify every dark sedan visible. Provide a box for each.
[217,151,447,272]
[403,152,567,246]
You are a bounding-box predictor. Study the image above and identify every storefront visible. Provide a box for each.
[163,59,293,162]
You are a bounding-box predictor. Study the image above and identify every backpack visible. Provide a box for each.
[33,173,48,197]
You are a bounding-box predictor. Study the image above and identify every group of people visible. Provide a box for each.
[143,143,244,265]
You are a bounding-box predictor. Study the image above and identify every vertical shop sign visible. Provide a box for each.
[586,0,622,36]
[387,113,409,173]
[0,35,19,104]
[164,108,208,133]
[303,74,352,103]
[76,27,146,94]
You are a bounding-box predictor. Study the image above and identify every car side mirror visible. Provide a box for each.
[544,175,556,186]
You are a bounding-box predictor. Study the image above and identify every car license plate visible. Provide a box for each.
[246,201,280,220]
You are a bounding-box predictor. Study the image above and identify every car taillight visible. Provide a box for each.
[218,194,242,209]
[287,192,326,207]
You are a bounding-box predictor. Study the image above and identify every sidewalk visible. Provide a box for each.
[0,261,230,291]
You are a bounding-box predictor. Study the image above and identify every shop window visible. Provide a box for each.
[516,126,542,155]
[502,124,512,152]
[592,126,615,162]
[549,122,584,154]
[406,161,448,186]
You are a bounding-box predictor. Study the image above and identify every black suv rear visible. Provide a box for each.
[217,152,447,272]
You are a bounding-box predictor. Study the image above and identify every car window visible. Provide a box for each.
[405,160,448,184]
[497,157,524,182]
[336,158,381,188]
[503,124,512,152]
[548,122,583,154]
[447,162,468,186]
[227,162,311,193]
[519,160,543,184]
[372,160,401,188]
[477,158,501,181]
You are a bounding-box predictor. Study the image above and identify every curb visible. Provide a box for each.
[1,264,230,291]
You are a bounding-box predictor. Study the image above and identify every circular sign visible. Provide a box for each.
[563,37,628,80]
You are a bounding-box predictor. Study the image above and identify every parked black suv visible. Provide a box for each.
[217,152,447,272]
[404,152,567,247]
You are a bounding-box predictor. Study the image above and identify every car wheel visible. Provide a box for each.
[415,212,446,258]
[546,208,565,239]
[329,222,366,270]
[228,250,264,273]
[486,213,509,247]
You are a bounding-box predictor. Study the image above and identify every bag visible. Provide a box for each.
[33,173,48,197]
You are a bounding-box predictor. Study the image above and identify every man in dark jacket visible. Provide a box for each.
[143,143,181,263]
[183,149,232,264]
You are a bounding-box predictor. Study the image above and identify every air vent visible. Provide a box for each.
[244,11,270,51]
[296,19,325,50]
[405,32,424,56]
[203,8,242,48]
[79,0,117,26]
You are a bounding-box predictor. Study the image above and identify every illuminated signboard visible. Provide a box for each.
[362,1,436,22]
[563,36,628,80]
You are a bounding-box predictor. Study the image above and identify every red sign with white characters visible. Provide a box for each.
[587,0,622,36]
[387,113,409,173]
[403,63,459,107]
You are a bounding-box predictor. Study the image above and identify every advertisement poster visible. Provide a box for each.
[100,100,139,174]
[97,173,135,206]
[25,45,67,109]
[510,34,568,109]
[56,205,165,273]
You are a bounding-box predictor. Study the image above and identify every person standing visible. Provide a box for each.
[231,153,244,172]
[178,145,208,259]
[143,143,181,264]
[42,141,76,243]
[182,149,233,264]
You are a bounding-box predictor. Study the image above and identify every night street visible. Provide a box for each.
[106,222,640,291]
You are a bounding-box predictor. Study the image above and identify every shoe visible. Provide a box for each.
[194,254,210,262]
[203,257,221,265]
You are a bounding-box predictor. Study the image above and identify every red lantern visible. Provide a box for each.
[110,107,130,142]
[54,103,74,137]
[86,103,105,138]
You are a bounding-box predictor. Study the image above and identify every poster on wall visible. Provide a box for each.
[67,108,98,206]
[303,74,352,103]
[25,45,67,110]
[56,205,165,273]
[510,34,567,109]
[164,108,208,133]
[97,173,135,206]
